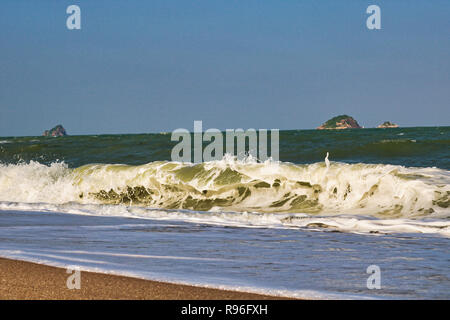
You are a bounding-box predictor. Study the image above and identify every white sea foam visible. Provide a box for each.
[0,159,448,235]
[0,201,449,237]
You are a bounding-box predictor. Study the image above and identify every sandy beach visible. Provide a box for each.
[0,257,286,300]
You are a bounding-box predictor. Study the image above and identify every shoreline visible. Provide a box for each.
[0,257,291,300]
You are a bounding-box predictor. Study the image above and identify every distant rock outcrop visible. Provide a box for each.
[317,115,362,130]
[377,121,399,128]
[43,125,67,137]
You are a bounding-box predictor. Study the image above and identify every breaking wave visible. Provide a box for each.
[0,156,448,218]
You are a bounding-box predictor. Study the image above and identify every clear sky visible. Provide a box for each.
[0,0,449,136]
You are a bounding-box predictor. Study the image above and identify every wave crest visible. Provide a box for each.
[0,158,448,218]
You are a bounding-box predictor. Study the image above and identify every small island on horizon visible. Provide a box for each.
[317,115,362,130]
[377,121,399,128]
[43,125,68,137]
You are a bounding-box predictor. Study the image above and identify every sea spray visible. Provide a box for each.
[0,157,448,218]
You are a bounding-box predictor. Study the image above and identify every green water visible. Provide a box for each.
[1,127,449,169]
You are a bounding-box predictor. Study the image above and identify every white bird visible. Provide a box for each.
[325,152,330,169]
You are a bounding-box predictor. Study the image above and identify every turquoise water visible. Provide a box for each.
[0,127,449,298]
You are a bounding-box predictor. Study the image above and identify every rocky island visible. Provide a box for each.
[377,121,399,128]
[43,125,68,137]
[317,115,362,130]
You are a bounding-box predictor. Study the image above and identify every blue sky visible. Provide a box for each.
[0,0,449,136]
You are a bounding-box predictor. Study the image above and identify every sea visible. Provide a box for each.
[0,127,449,299]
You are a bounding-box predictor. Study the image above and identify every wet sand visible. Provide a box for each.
[0,257,288,300]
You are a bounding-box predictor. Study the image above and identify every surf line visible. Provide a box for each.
[171,120,279,163]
